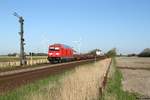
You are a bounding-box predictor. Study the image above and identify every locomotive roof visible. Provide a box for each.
[50,43,72,49]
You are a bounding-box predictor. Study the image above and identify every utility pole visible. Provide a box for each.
[13,12,26,66]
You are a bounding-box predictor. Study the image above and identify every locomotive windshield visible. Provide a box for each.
[49,47,60,51]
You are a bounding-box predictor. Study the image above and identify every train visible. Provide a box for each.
[47,43,105,63]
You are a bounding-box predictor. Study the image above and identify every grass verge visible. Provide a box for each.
[101,58,137,100]
[0,60,96,100]
[0,72,65,100]
[0,59,104,100]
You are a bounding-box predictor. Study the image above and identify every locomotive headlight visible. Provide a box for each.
[56,53,59,55]
[49,53,53,55]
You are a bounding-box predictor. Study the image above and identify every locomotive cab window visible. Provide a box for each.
[49,47,60,51]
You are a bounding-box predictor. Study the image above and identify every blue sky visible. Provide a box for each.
[0,0,150,54]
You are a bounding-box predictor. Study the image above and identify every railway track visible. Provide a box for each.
[0,58,105,95]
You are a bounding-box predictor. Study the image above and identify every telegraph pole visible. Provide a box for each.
[13,12,26,66]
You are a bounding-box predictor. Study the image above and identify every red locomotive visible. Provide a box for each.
[47,44,74,63]
[48,43,105,63]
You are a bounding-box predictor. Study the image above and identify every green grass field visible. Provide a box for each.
[0,56,47,62]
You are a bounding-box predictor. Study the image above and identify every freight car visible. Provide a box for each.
[47,44,74,63]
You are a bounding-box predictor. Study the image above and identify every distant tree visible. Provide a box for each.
[8,53,17,56]
[29,52,34,56]
[138,48,150,57]
[88,49,101,56]
[36,53,47,56]
[127,53,137,57]
[106,48,117,57]
[28,52,47,56]
[120,53,122,56]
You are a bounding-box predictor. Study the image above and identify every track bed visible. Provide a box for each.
[0,58,105,94]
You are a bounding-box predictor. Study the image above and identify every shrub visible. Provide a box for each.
[138,48,150,57]
[106,48,116,57]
